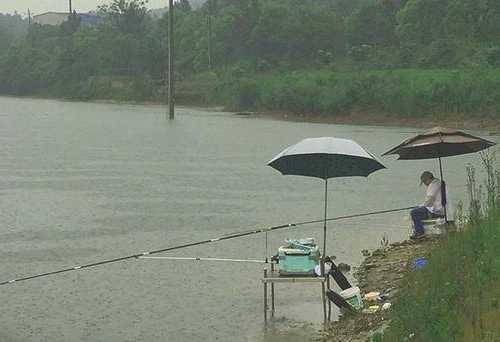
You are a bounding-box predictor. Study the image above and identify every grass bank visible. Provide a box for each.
[376,213,500,342]
[215,68,500,119]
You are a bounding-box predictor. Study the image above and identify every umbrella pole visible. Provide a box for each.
[322,179,328,276]
[438,157,448,222]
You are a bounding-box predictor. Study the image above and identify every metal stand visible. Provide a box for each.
[262,266,330,324]
[264,269,268,322]
[271,263,275,316]
[438,157,448,222]
[327,276,331,320]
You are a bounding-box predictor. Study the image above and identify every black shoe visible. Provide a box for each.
[409,233,425,240]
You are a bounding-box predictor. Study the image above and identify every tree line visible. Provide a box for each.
[0,0,500,102]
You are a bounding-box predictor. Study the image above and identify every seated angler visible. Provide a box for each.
[410,171,447,239]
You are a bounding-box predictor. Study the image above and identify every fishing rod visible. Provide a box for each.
[139,256,266,263]
[0,205,416,286]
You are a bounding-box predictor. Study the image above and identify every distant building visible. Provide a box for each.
[32,12,98,26]
[32,12,69,26]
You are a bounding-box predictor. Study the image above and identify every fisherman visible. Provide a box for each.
[410,171,447,239]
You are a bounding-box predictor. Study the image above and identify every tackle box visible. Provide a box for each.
[278,238,320,276]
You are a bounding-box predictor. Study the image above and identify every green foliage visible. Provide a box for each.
[0,42,55,94]
[380,155,500,342]
[0,13,28,53]
[397,0,448,47]
[213,68,500,117]
[2,0,500,108]
[380,214,500,341]
[98,0,151,36]
[418,39,458,68]
[346,0,398,47]
[479,46,500,68]
[397,0,500,65]
[251,0,344,68]
[175,71,218,105]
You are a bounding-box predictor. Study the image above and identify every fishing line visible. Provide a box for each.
[0,205,416,286]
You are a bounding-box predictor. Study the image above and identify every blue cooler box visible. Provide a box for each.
[278,239,320,276]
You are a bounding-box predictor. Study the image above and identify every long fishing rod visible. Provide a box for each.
[139,256,266,263]
[0,205,416,286]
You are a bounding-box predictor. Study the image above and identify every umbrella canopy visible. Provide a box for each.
[382,127,495,160]
[382,127,496,222]
[268,137,386,179]
[267,137,385,277]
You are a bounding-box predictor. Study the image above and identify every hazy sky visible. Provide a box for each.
[0,0,169,16]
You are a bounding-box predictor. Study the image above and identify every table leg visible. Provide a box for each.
[321,281,327,324]
[327,276,331,321]
[264,269,268,322]
[271,263,275,316]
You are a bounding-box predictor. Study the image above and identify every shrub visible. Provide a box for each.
[212,68,500,117]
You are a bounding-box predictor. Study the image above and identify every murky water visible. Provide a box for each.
[0,96,496,342]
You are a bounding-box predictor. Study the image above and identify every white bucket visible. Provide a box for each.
[423,218,444,235]
[340,286,363,310]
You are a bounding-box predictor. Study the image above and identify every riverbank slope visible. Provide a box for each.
[321,209,500,342]
[318,237,439,342]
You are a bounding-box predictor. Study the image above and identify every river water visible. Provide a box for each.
[0,96,495,342]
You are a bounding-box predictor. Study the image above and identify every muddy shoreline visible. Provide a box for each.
[317,237,440,342]
[3,93,499,132]
[3,94,499,131]
[252,110,500,132]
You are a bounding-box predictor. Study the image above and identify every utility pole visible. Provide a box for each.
[168,0,175,120]
[69,0,72,14]
[207,0,212,70]
[28,8,31,25]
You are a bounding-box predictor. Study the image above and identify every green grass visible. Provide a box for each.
[5,66,500,118]
[215,68,500,117]
[379,212,500,342]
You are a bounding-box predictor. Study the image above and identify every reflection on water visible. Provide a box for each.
[0,96,495,342]
[261,318,318,342]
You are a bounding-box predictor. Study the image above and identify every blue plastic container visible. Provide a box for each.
[415,257,427,270]
[278,239,320,276]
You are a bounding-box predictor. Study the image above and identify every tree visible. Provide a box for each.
[175,0,192,12]
[251,0,343,66]
[60,11,81,36]
[346,0,398,47]
[0,12,28,45]
[397,0,449,47]
[98,0,150,36]
[476,0,500,42]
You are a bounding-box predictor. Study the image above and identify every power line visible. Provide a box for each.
[0,205,416,286]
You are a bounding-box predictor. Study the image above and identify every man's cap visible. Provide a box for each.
[420,171,434,185]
